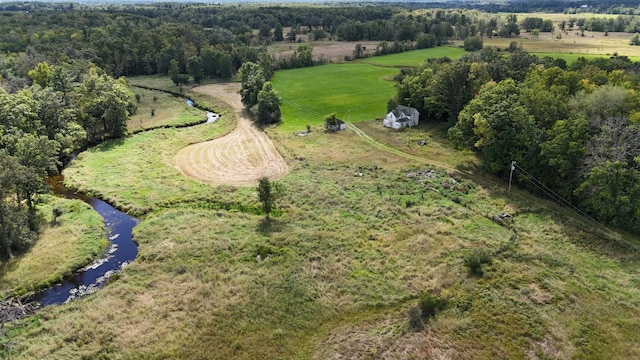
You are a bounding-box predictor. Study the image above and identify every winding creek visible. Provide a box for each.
[27,97,213,307]
[32,189,139,306]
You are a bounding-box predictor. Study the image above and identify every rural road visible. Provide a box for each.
[175,83,289,186]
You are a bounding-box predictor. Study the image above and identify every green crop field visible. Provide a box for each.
[272,63,399,132]
[357,46,466,67]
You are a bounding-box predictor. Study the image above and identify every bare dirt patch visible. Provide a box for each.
[175,83,289,186]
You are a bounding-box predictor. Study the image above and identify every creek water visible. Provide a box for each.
[29,96,214,306]
[30,183,139,306]
[183,98,219,123]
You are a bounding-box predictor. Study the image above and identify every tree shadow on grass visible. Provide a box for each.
[257,217,285,235]
[92,137,126,153]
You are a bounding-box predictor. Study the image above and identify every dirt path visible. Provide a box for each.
[175,83,289,186]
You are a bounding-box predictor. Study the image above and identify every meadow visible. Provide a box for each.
[6,101,640,358]
[62,113,237,216]
[357,46,466,67]
[4,36,640,358]
[129,87,207,133]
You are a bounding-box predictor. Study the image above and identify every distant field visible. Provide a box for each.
[357,46,466,67]
[530,52,640,63]
[272,63,398,132]
[482,28,640,59]
[512,12,625,22]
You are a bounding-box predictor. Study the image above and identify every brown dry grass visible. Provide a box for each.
[174,83,289,186]
[482,30,640,58]
[269,40,381,63]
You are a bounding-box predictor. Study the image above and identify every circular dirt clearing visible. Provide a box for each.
[175,83,288,186]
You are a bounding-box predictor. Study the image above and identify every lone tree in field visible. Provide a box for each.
[257,177,279,219]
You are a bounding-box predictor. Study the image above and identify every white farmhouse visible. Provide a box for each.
[383,105,420,129]
[326,119,347,131]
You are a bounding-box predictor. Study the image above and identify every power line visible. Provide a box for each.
[511,162,609,232]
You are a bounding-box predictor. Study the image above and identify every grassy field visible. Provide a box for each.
[0,195,105,298]
[5,109,640,358]
[272,63,398,132]
[63,115,237,217]
[357,46,466,67]
[129,87,206,132]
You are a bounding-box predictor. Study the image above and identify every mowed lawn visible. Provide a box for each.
[358,46,466,67]
[273,63,399,132]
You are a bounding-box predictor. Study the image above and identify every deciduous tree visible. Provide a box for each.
[257,177,280,219]
[255,82,282,125]
[239,62,265,108]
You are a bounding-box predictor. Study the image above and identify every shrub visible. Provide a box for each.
[463,35,483,51]
[407,306,424,331]
[464,248,493,276]
[52,206,63,225]
[419,292,447,321]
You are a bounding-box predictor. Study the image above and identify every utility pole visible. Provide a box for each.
[508,161,516,194]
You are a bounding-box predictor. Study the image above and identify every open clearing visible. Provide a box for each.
[175,83,289,186]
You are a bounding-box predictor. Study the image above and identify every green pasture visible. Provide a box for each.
[357,46,466,67]
[272,63,398,132]
[0,196,105,298]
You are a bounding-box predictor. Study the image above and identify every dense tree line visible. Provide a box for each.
[391,51,640,234]
[0,3,582,83]
[0,58,135,259]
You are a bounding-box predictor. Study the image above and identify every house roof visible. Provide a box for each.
[396,105,419,117]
